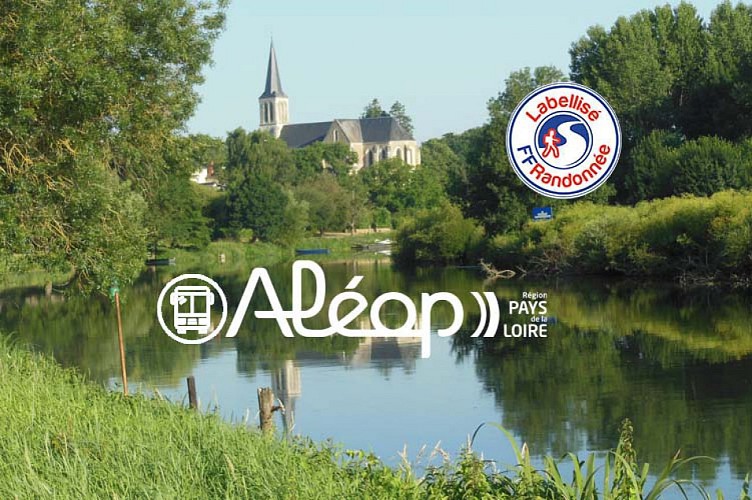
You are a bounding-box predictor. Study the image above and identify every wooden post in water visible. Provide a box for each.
[114,292,128,395]
[187,376,198,410]
[257,387,276,433]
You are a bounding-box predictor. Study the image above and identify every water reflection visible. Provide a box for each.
[1,262,751,493]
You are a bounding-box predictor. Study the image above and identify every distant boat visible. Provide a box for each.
[295,248,330,255]
[145,257,175,266]
[352,239,393,252]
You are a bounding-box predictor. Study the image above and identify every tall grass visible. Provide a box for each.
[0,338,747,498]
[0,338,420,498]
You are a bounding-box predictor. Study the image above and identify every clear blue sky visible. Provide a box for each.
[186,0,721,142]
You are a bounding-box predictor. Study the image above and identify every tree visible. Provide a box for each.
[389,101,414,136]
[466,66,566,235]
[359,158,413,215]
[0,0,226,291]
[293,142,357,181]
[395,202,484,264]
[569,4,707,199]
[361,98,389,118]
[227,170,288,242]
[672,137,747,197]
[225,128,296,184]
[295,174,346,235]
[626,130,683,202]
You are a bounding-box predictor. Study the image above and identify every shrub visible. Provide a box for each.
[491,191,752,279]
[395,203,484,265]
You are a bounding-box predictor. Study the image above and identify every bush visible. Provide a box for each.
[395,203,484,265]
[491,191,752,279]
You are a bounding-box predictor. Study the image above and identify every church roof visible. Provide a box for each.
[260,41,286,99]
[279,121,332,148]
[357,116,413,142]
[279,116,413,149]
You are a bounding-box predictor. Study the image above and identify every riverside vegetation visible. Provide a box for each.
[1,338,749,499]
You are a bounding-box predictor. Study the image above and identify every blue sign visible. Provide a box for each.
[532,206,553,221]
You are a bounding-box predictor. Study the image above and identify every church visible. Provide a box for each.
[258,42,420,170]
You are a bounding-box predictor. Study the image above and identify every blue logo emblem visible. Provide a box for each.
[506,82,621,199]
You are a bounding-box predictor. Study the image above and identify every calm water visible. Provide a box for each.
[2,259,751,496]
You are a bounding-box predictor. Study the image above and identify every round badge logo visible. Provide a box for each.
[506,82,621,199]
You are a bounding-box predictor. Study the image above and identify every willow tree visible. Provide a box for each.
[0,0,226,292]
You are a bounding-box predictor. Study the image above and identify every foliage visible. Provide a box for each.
[422,419,712,499]
[225,128,296,185]
[292,142,358,181]
[361,98,389,118]
[395,202,484,264]
[227,169,288,242]
[389,101,414,136]
[569,2,752,200]
[491,190,752,279]
[0,0,226,290]
[295,174,345,235]
[626,132,751,202]
[359,158,448,225]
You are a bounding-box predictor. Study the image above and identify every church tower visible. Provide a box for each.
[259,41,288,138]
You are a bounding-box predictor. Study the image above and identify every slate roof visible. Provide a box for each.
[279,121,332,148]
[278,116,413,149]
[358,116,413,142]
[260,42,286,98]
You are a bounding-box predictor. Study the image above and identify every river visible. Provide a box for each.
[1,259,750,496]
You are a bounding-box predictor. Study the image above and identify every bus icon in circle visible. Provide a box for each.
[170,285,215,335]
[157,273,228,345]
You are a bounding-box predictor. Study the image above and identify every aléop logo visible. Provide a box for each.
[156,261,551,358]
[506,82,621,199]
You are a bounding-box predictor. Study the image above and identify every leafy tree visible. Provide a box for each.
[569,3,707,198]
[225,128,296,185]
[295,174,346,235]
[389,101,414,136]
[293,142,357,181]
[467,66,565,234]
[626,130,684,202]
[360,158,413,214]
[276,190,309,246]
[226,170,288,242]
[0,0,226,291]
[673,136,747,197]
[395,202,484,264]
[338,174,371,233]
[420,138,467,204]
[361,98,389,118]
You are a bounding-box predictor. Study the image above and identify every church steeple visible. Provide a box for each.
[259,40,289,137]
[260,40,286,98]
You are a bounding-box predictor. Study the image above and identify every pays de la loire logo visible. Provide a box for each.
[506,82,621,199]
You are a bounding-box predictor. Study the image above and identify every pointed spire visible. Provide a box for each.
[260,40,286,98]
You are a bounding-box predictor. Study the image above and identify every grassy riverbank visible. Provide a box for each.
[1,232,393,292]
[0,338,419,498]
[489,190,752,283]
[164,232,392,275]
[1,339,746,498]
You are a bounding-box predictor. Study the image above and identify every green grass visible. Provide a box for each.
[1,338,747,499]
[163,233,393,274]
[0,338,421,498]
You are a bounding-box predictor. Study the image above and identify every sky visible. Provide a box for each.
[186,0,722,143]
